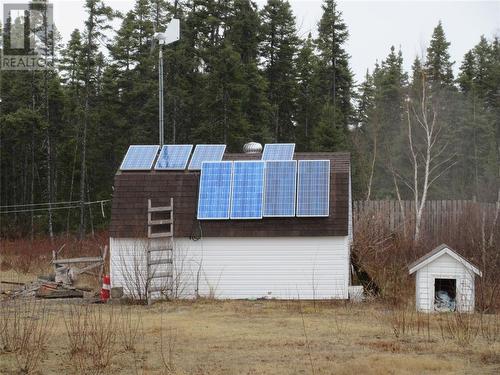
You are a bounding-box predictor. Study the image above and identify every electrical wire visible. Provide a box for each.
[190,171,202,241]
[0,200,82,208]
[0,199,111,214]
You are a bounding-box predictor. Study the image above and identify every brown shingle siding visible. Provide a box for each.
[110,152,350,238]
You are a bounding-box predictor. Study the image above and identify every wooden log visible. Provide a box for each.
[52,257,103,264]
[35,285,83,299]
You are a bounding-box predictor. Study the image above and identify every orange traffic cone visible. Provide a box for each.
[100,275,111,302]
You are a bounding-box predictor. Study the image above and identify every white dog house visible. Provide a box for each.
[409,244,482,313]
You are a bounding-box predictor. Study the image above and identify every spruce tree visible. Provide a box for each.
[79,0,115,238]
[425,21,454,88]
[456,36,499,199]
[356,69,375,128]
[260,0,299,142]
[457,50,475,94]
[312,0,353,151]
[352,69,376,199]
[295,34,320,151]
[359,47,407,198]
[377,46,407,140]
[59,30,84,88]
[194,41,250,150]
[227,0,271,144]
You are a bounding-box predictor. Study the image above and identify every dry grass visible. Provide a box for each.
[0,300,498,374]
[0,300,54,374]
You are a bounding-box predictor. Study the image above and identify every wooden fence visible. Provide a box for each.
[353,200,499,237]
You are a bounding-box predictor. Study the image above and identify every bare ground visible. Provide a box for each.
[1,299,499,375]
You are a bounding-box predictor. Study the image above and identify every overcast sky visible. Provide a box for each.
[11,0,500,84]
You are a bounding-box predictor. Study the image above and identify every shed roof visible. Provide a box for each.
[110,152,350,239]
[408,243,482,276]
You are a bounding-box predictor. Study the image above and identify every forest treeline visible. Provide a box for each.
[0,0,498,237]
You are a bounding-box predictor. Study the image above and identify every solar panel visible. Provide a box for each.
[197,161,233,220]
[155,145,193,170]
[120,145,159,170]
[263,161,297,217]
[262,143,295,161]
[230,161,265,219]
[296,160,330,217]
[188,145,226,170]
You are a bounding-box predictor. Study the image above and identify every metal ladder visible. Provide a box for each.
[147,198,174,304]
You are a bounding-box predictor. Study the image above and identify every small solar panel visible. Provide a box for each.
[188,145,226,170]
[155,145,193,170]
[197,162,233,220]
[264,161,297,217]
[230,161,265,219]
[296,160,330,217]
[120,145,159,170]
[262,143,295,161]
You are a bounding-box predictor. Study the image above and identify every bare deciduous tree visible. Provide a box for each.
[393,72,456,241]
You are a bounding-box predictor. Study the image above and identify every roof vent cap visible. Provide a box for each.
[243,142,262,154]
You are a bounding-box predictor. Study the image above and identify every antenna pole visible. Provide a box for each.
[159,45,164,146]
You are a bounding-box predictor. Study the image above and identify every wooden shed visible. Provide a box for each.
[408,244,482,313]
[109,150,353,300]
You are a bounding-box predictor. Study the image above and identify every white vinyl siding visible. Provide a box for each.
[415,253,476,312]
[348,166,353,244]
[111,236,349,300]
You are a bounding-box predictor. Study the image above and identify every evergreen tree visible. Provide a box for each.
[295,34,320,151]
[109,1,157,145]
[425,21,454,88]
[312,103,348,151]
[409,56,425,106]
[353,69,376,199]
[357,47,407,198]
[227,0,271,144]
[455,36,499,199]
[194,41,250,150]
[356,69,375,127]
[78,0,115,238]
[376,46,407,141]
[313,0,353,150]
[457,50,475,94]
[260,0,299,142]
[59,30,84,88]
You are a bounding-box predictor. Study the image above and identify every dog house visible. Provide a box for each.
[408,244,482,313]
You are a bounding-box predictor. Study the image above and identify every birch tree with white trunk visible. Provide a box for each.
[395,72,456,241]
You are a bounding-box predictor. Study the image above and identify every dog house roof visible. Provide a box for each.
[408,243,482,276]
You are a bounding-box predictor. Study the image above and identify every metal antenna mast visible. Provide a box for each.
[158,45,164,146]
[153,19,180,146]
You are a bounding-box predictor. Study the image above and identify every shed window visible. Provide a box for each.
[434,278,456,311]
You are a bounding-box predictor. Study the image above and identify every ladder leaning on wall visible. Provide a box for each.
[146,198,174,304]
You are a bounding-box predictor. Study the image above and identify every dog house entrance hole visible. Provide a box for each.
[434,278,456,311]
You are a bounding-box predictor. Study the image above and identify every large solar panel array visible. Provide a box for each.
[155,145,193,170]
[263,161,297,217]
[230,161,265,219]
[120,145,160,170]
[188,145,226,170]
[296,160,330,217]
[120,143,331,220]
[262,143,295,161]
[197,162,233,220]
[197,158,330,220]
